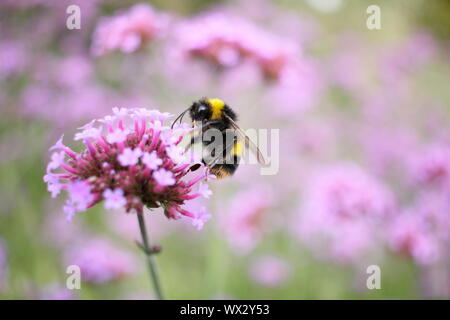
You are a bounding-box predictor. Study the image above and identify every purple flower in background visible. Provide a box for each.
[44,107,211,226]
[296,164,395,262]
[409,143,450,190]
[388,212,439,265]
[91,3,169,56]
[64,239,136,284]
[171,11,322,112]
[382,32,436,84]
[57,55,93,87]
[249,256,290,287]
[267,57,322,113]
[388,193,450,265]
[0,40,28,78]
[173,12,299,80]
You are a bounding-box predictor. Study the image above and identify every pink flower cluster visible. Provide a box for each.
[409,143,450,190]
[91,4,169,56]
[297,165,395,262]
[382,33,436,84]
[174,12,299,80]
[388,144,450,265]
[172,12,321,112]
[388,208,439,266]
[44,107,212,227]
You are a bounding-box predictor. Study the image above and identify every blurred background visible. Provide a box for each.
[1,0,450,299]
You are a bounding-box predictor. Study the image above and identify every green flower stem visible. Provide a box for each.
[137,212,164,300]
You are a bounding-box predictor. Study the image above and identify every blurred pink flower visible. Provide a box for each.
[44,108,212,227]
[327,35,371,97]
[173,12,298,77]
[171,11,322,113]
[267,57,322,114]
[389,192,450,266]
[409,143,450,190]
[173,12,294,76]
[382,32,436,84]
[0,40,28,78]
[91,3,169,56]
[249,255,290,287]
[64,239,136,284]
[221,187,273,253]
[388,212,440,265]
[297,164,395,262]
[56,55,93,87]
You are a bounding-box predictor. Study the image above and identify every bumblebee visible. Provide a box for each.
[172,97,266,179]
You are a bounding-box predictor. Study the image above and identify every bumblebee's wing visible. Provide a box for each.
[223,114,267,165]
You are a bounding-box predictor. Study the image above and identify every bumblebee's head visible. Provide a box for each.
[172,98,227,129]
[189,100,212,123]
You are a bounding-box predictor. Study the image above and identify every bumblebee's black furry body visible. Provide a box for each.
[187,98,240,178]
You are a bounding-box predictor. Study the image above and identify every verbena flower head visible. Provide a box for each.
[44,107,212,226]
[91,3,169,56]
[296,164,395,262]
[173,12,299,80]
[409,143,450,190]
[388,193,450,265]
[172,12,322,112]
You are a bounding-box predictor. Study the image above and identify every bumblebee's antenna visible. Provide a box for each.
[171,107,190,129]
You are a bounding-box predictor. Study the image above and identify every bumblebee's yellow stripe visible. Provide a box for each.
[232,140,243,156]
[208,98,225,120]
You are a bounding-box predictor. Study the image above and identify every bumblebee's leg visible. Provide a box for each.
[184,134,201,153]
[184,120,219,153]
[204,137,236,174]
[204,120,223,127]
